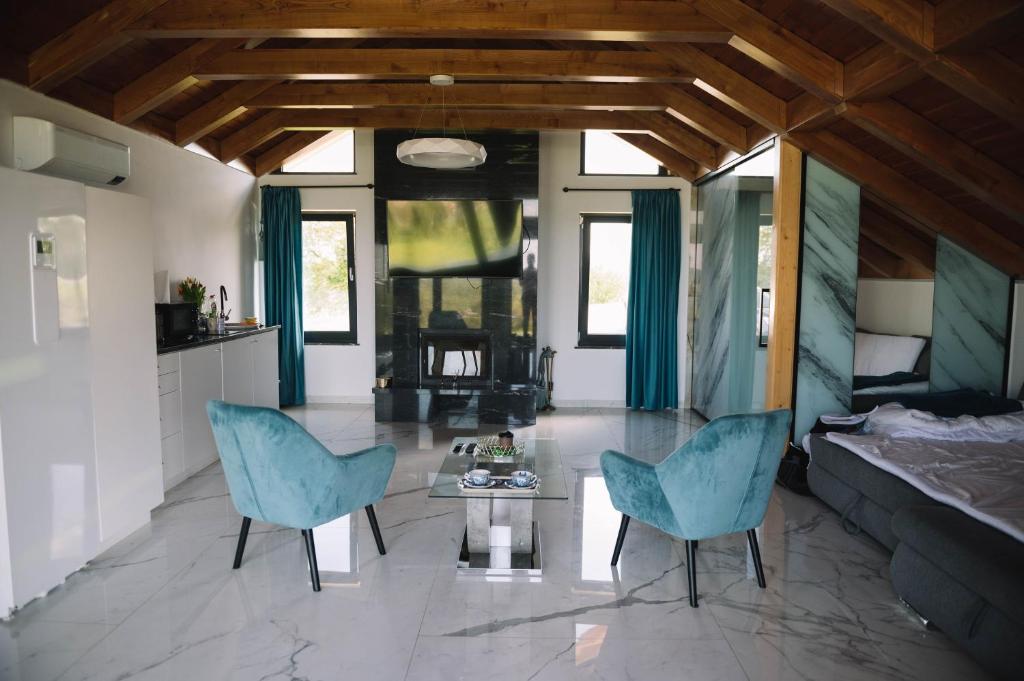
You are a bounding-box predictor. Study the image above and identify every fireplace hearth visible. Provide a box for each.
[420,329,492,388]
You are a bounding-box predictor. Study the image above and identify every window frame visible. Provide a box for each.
[578,213,632,349]
[578,131,670,177]
[301,212,358,345]
[272,130,357,175]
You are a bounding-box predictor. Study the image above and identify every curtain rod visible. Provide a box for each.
[562,186,682,193]
[274,183,374,189]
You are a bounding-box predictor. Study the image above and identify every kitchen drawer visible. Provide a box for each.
[158,390,181,439]
[157,353,180,375]
[157,371,179,396]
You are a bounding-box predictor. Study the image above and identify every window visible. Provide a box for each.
[578,214,632,348]
[279,130,355,174]
[302,213,357,344]
[580,131,668,176]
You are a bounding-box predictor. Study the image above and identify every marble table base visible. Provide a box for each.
[460,498,541,575]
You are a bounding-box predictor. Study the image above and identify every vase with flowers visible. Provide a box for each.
[178,276,207,333]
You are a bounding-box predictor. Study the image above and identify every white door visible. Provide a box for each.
[180,344,224,474]
[221,337,255,406]
[252,330,280,408]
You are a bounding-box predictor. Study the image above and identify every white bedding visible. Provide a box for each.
[826,433,1024,542]
[864,402,1024,442]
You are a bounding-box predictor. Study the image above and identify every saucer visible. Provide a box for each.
[460,477,498,490]
[504,477,538,490]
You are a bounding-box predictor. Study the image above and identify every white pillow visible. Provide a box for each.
[854,332,926,376]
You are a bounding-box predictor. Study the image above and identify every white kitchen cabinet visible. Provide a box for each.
[222,337,256,405]
[179,344,224,476]
[253,330,280,408]
[161,431,185,489]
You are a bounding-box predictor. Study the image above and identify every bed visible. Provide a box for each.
[807,399,1024,679]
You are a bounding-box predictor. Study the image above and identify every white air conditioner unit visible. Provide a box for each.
[13,116,130,186]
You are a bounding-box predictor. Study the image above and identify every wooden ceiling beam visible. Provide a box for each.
[628,111,718,172]
[933,0,1024,53]
[615,133,699,182]
[246,83,664,111]
[128,0,733,42]
[682,0,844,101]
[650,43,787,131]
[653,85,747,153]
[858,235,906,278]
[842,99,1024,224]
[860,203,936,272]
[819,0,1024,127]
[175,80,282,146]
[787,93,838,132]
[785,129,1024,276]
[194,48,693,83]
[113,38,243,124]
[248,131,331,177]
[26,0,171,92]
[844,44,922,100]
[219,108,647,162]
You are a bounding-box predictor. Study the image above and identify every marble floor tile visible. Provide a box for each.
[0,406,994,681]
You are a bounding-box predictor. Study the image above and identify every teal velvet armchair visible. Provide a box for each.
[600,409,792,607]
[207,400,397,591]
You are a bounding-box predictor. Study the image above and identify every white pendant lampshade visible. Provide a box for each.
[396,137,487,169]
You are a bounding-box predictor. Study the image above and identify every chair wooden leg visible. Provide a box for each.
[747,529,766,588]
[232,517,251,569]
[611,514,630,566]
[365,505,386,556]
[302,529,321,592]
[685,540,698,608]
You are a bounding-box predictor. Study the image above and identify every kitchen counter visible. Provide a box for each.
[157,325,281,355]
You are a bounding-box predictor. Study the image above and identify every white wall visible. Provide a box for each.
[856,278,935,337]
[538,131,691,407]
[0,79,257,317]
[1008,281,1024,399]
[259,130,377,402]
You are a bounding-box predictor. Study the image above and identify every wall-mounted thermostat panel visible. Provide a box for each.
[30,233,59,344]
[32,233,56,269]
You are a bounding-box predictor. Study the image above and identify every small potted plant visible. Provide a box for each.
[178,276,206,332]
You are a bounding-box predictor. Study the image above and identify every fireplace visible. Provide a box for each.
[419,329,492,388]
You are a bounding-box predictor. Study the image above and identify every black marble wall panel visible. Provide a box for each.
[374,130,540,392]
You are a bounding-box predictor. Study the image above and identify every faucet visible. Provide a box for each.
[219,285,228,321]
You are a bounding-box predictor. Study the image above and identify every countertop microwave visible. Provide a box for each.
[155,303,197,346]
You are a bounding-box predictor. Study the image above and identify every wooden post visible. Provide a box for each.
[764,139,803,411]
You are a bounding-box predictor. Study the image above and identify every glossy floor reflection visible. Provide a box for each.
[1,406,992,680]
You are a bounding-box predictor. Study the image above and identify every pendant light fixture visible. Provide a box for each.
[396,74,487,169]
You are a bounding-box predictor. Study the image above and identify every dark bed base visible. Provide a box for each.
[808,436,1024,679]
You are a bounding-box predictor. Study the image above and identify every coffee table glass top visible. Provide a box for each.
[428,437,568,500]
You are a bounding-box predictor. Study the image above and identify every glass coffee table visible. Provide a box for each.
[429,437,567,575]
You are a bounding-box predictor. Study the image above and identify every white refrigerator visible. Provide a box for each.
[0,167,162,615]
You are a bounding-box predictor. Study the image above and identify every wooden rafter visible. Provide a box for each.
[841,99,1024,224]
[175,80,281,146]
[113,39,243,123]
[220,109,648,162]
[860,200,936,272]
[128,0,733,42]
[650,43,787,132]
[843,44,921,101]
[933,0,1024,52]
[819,0,1024,127]
[246,83,664,111]
[628,111,717,171]
[614,133,699,181]
[194,48,693,83]
[682,0,844,101]
[786,130,1024,277]
[247,132,331,177]
[26,0,171,92]
[654,85,747,153]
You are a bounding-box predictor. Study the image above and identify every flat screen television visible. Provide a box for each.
[386,199,523,277]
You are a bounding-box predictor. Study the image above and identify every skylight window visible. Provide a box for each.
[581,131,666,176]
[280,130,356,174]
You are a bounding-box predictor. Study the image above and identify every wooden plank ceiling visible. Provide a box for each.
[3,0,1024,274]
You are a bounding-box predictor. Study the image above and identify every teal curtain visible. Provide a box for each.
[262,186,305,406]
[626,190,682,410]
[728,191,760,412]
